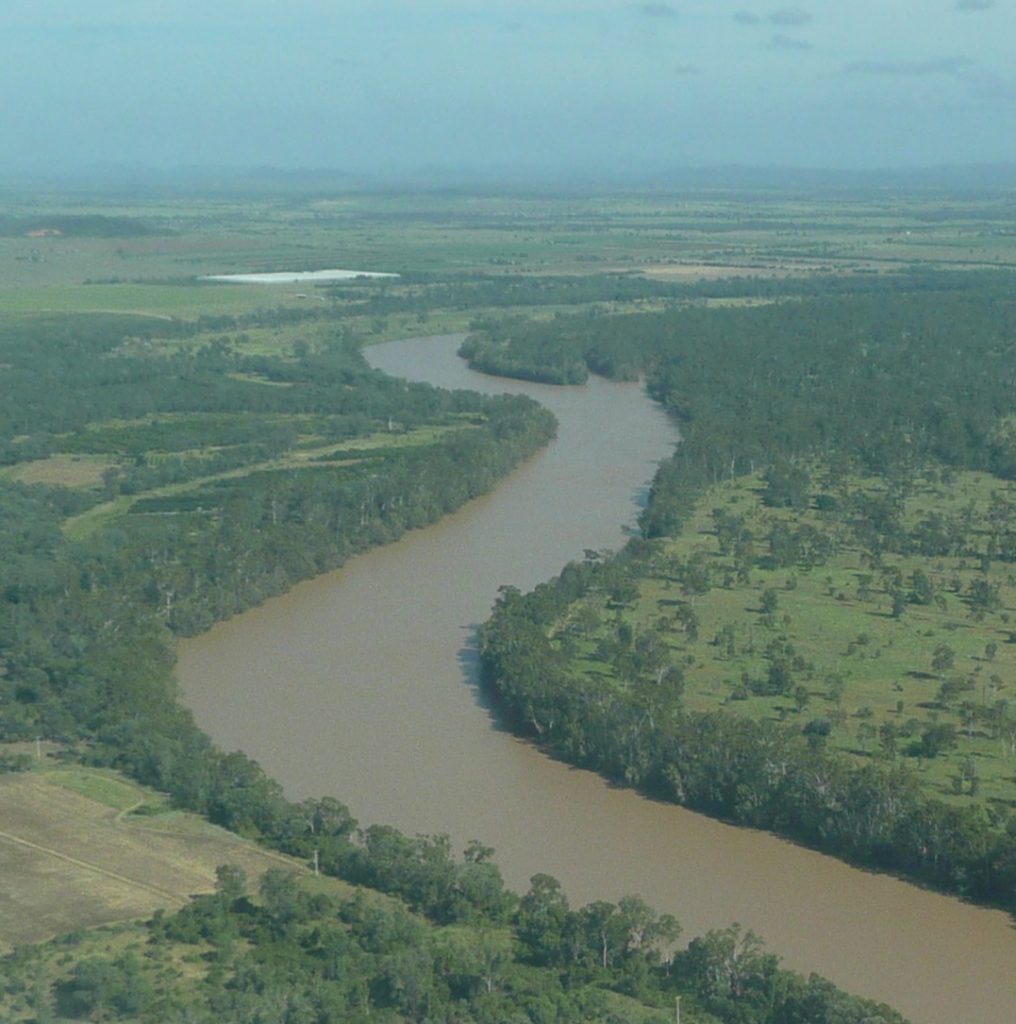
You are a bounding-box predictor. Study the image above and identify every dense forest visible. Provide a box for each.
[476,271,1016,908]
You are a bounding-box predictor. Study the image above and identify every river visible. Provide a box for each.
[177,334,1016,1024]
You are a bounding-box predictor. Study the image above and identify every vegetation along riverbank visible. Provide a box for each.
[476,270,1016,911]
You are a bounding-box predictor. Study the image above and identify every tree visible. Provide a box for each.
[578,900,627,971]
[910,568,935,605]
[616,894,681,961]
[678,924,777,1005]
[968,578,1001,619]
[763,459,811,510]
[434,926,514,995]
[931,644,955,675]
[259,868,301,933]
[914,722,958,759]
[215,863,247,903]
[516,873,570,966]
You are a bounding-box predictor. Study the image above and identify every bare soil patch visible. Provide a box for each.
[4,454,110,489]
[0,772,302,948]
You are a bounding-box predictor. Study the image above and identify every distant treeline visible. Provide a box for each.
[326,265,1013,327]
[0,213,161,237]
[477,272,1016,909]
[460,268,1016,387]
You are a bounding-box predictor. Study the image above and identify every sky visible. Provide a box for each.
[1,1,1014,179]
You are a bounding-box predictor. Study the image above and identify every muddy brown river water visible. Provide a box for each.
[177,334,1016,1024]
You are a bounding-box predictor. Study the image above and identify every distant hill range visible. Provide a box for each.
[0,161,1013,196]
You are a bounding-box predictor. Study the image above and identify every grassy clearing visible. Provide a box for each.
[43,768,152,812]
[0,281,291,318]
[557,466,1016,812]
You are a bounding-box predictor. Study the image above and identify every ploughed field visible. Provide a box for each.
[0,764,303,948]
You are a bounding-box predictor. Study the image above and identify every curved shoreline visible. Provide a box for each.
[177,336,1016,1024]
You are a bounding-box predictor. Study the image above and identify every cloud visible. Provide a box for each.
[844,56,975,76]
[955,0,994,10]
[768,33,813,50]
[633,2,678,16]
[733,10,760,24]
[964,71,1016,99]
[674,63,698,75]
[769,7,812,26]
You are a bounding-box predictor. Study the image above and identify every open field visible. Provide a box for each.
[3,190,1015,308]
[1,454,111,489]
[0,762,309,950]
[555,465,1016,812]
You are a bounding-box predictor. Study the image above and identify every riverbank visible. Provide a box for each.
[176,335,1016,1024]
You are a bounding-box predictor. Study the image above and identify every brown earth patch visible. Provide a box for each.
[0,772,304,948]
[4,454,110,489]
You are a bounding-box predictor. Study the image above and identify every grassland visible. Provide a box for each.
[0,757,307,950]
[553,465,1016,813]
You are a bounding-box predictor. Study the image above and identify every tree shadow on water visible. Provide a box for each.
[456,623,516,735]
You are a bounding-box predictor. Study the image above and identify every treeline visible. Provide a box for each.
[323,265,1010,333]
[0,213,161,237]
[480,564,1016,906]
[460,269,1016,398]
[324,270,683,316]
[476,273,1016,908]
[460,274,1016,527]
[3,839,906,1024]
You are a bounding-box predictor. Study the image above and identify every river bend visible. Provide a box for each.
[178,334,1016,1024]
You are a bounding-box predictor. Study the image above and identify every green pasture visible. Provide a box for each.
[42,766,154,812]
[557,466,1016,811]
[0,281,312,318]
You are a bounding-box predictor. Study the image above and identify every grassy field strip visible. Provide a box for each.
[61,423,471,540]
[0,453,111,488]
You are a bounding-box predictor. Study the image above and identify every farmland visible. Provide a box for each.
[0,761,306,949]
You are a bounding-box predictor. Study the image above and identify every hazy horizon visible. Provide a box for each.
[2,1,1014,181]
